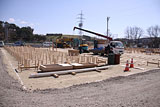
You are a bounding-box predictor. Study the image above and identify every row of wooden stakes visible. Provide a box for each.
[125,48,160,55]
[4,46,107,71]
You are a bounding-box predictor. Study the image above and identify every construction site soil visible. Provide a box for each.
[0,48,160,107]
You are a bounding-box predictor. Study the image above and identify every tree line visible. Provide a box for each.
[125,25,160,48]
[0,20,159,48]
[0,21,46,42]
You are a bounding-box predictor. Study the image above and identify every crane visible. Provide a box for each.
[73,27,124,55]
[73,27,112,41]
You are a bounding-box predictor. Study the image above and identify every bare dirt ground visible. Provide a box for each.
[0,48,160,107]
[1,47,160,90]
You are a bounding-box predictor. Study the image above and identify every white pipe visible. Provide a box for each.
[29,66,111,78]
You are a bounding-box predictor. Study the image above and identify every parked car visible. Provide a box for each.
[14,41,25,46]
[42,42,53,47]
[0,41,4,47]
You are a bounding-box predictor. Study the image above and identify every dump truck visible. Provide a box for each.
[73,27,124,55]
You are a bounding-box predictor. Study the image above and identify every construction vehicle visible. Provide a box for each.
[72,37,89,54]
[78,40,89,54]
[56,36,72,48]
[73,27,124,55]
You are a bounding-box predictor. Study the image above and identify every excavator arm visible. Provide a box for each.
[73,27,112,41]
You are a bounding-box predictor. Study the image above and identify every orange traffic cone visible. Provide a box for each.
[124,60,129,72]
[130,58,134,68]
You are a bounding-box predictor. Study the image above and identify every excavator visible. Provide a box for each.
[73,27,124,55]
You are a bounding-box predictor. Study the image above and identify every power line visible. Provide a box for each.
[77,10,85,36]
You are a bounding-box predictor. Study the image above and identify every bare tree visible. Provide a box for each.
[132,27,144,44]
[125,27,132,39]
[125,26,144,47]
[125,27,134,47]
[147,25,160,37]
[147,25,160,48]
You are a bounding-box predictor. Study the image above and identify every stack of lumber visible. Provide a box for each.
[39,64,73,72]
[39,63,98,73]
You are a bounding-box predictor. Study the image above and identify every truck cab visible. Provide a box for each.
[109,41,124,54]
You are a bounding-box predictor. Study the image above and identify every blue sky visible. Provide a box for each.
[0,0,160,38]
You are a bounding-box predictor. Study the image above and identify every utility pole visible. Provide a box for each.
[107,17,110,37]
